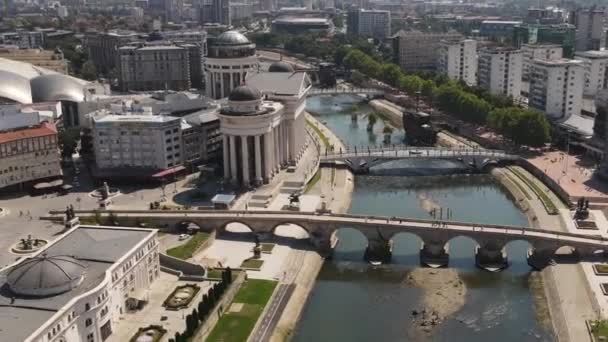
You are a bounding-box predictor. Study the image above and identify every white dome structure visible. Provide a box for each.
[6,254,86,297]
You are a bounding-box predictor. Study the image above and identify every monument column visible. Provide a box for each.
[254,135,262,184]
[241,136,250,185]
[229,135,238,184]
[274,126,280,171]
[223,135,230,179]
[264,132,273,181]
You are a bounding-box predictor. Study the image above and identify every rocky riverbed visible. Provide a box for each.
[404,268,467,333]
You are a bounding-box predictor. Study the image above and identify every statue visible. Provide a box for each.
[101,182,110,200]
[575,197,590,220]
[289,192,301,205]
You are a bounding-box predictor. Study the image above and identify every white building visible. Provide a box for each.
[437,39,477,86]
[204,31,258,99]
[477,47,523,100]
[521,44,563,81]
[392,30,462,71]
[574,50,608,97]
[57,6,68,18]
[0,224,159,342]
[92,112,184,172]
[529,58,584,119]
[218,61,312,187]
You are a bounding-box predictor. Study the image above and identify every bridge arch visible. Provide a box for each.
[446,235,480,268]
[331,227,368,260]
[390,232,423,265]
[220,220,255,234]
[271,222,311,240]
[176,220,203,232]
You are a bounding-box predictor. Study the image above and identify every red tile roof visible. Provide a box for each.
[0,122,57,144]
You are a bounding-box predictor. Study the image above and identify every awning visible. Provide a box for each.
[212,194,236,205]
[152,165,186,178]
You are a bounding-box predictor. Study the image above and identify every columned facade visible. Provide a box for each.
[218,85,287,187]
[203,31,259,99]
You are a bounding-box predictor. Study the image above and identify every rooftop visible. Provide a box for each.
[575,50,608,59]
[0,122,56,144]
[532,58,584,66]
[0,225,155,342]
[93,113,181,124]
[245,71,311,97]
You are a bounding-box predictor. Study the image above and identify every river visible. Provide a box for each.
[292,95,554,341]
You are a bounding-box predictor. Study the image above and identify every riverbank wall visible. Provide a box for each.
[269,114,354,342]
[369,99,404,128]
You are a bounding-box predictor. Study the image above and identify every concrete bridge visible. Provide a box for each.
[320,146,519,173]
[65,210,608,271]
[308,87,385,97]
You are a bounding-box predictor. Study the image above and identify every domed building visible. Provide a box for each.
[6,254,86,297]
[268,61,294,73]
[218,85,285,185]
[204,31,259,99]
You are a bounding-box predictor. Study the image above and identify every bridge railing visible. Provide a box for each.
[320,145,514,159]
[61,209,608,244]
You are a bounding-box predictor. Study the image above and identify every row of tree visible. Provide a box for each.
[340,47,551,146]
[169,268,233,342]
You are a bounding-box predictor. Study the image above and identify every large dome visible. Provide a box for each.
[268,61,294,73]
[215,31,250,45]
[228,85,262,102]
[6,254,86,297]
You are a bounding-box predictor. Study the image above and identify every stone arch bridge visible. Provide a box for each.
[65,209,608,271]
[307,87,385,98]
[320,146,520,173]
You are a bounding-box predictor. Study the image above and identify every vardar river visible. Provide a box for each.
[292,95,554,341]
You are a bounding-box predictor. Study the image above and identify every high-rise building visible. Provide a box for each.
[230,3,254,22]
[204,31,258,99]
[199,0,230,25]
[0,31,44,49]
[392,30,462,72]
[117,44,191,92]
[571,7,606,51]
[521,44,563,81]
[347,9,391,40]
[86,30,141,75]
[529,59,584,119]
[437,39,477,86]
[477,47,523,100]
[574,50,608,97]
[513,24,576,57]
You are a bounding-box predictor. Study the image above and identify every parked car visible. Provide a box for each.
[178,234,190,241]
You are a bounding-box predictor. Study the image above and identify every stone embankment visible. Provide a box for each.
[269,114,354,342]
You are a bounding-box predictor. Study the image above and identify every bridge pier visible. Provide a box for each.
[364,238,393,264]
[420,241,449,268]
[311,231,337,259]
[475,245,508,272]
[527,248,555,270]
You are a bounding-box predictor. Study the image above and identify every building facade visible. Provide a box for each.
[529,59,584,119]
[574,50,608,97]
[0,224,159,342]
[0,31,44,49]
[521,44,563,81]
[392,30,462,71]
[478,47,523,100]
[571,7,606,52]
[347,9,391,40]
[117,44,191,92]
[479,20,522,38]
[0,47,69,74]
[0,121,61,190]
[204,31,258,99]
[437,39,477,86]
[86,30,142,75]
[92,113,184,172]
[513,24,576,58]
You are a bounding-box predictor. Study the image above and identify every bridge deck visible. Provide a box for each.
[66,210,608,248]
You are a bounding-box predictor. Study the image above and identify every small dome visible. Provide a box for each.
[215,31,250,45]
[268,61,294,73]
[7,254,86,297]
[228,85,262,102]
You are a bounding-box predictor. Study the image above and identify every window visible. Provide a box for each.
[87,333,94,342]
[85,303,91,311]
[85,318,93,327]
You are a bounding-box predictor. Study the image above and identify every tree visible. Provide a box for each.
[80,60,97,81]
[383,126,394,144]
[226,267,232,284]
[58,128,80,159]
[185,314,194,337]
[174,332,181,342]
[208,287,215,304]
[367,113,378,131]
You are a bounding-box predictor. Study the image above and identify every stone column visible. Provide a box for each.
[229,135,238,184]
[254,135,262,184]
[475,243,508,272]
[419,239,449,268]
[274,126,281,171]
[289,120,296,163]
[241,136,250,186]
[223,135,230,179]
[264,132,273,181]
[220,72,225,98]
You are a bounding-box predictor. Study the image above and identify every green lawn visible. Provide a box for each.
[590,320,608,340]
[240,259,264,270]
[304,169,322,193]
[306,119,330,149]
[509,167,558,215]
[166,232,209,260]
[206,279,277,342]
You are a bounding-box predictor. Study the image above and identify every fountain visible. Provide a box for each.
[163,284,200,310]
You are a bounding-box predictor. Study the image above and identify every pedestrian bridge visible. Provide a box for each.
[65,209,608,271]
[307,87,385,97]
[320,146,520,173]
